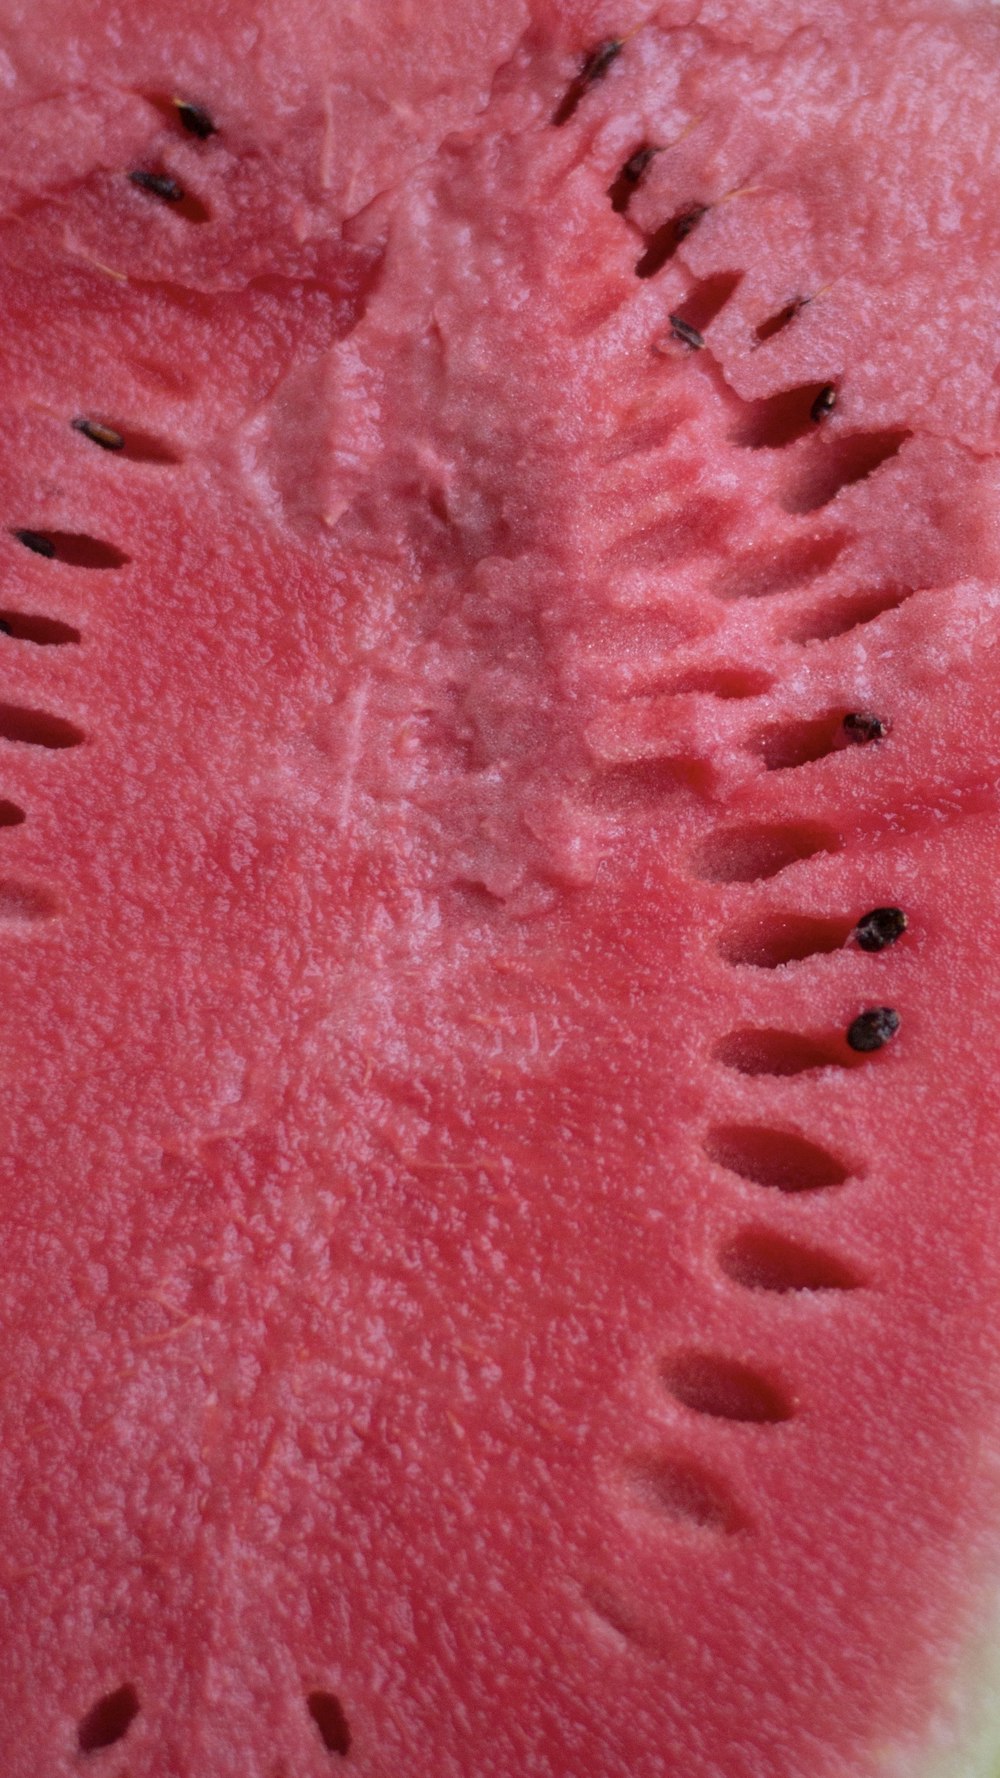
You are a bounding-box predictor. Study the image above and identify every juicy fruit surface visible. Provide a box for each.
[4,0,1000,1774]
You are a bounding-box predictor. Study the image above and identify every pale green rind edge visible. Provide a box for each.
[878,1606,1000,1778]
[875,1441,1000,1778]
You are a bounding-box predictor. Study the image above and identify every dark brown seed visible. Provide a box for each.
[675,204,708,241]
[609,144,657,213]
[622,144,656,184]
[755,296,809,344]
[811,383,837,422]
[846,1006,900,1052]
[855,907,907,952]
[669,314,705,350]
[843,711,890,744]
[552,38,623,125]
[12,528,55,558]
[72,418,125,453]
[128,169,184,203]
[173,99,216,139]
[0,617,11,635]
[578,38,623,85]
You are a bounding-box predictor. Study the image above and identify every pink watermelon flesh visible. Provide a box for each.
[4,0,1000,1773]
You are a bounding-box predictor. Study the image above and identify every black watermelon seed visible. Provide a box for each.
[0,617,11,635]
[609,144,657,212]
[578,38,623,85]
[174,99,216,139]
[846,1006,900,1052]
[811,383,837,422]
[855,907,907,952]
[669,314,705,350]
[755,295,810,343]
[552,38,623,125]
[621,144,656,184]
[843,711,890,743]
[128,169,184,203]
[72,418,125,453]
[675,204,708,241]
[12,528,55,558]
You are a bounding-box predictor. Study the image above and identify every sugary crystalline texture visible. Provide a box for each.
[3,0,1000,1774]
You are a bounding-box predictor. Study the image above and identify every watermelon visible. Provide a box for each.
[4,0,1000,1773]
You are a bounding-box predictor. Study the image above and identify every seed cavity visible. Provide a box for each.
[787,583,914,643]
[174,97,216,138]
[668,313,704,350]
[691,822,838,884]
[0,704,86,750]
[78,1684,140,1754]
[846,1006,900,1052]
[720,1229,865,1293]
[635,205,708,280]
[715,530,846,601]
[756,713,850,772]
[731,382,839,451]
[72,417,125,452]
[755,710,891,770]
[307,1691,351,1757]
[551,38,623,126]
[0,876,60,921]
[662,1353,793,1422]
[10,531,128,570]
[128,168,184,203]
[843,711,889,744]
[810,383,837,422]
[854,906,907,952]
[665,666,773,700]
[718,914,850,969]
[0,611,81,645]
[704,1124,850,1192]
[782,429,910,515]
[713,1028,858,1077]
[583,1583,653,1650]
[73,418,180,464]
[631,1452,745,1532]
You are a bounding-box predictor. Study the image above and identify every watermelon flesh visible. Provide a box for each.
[4,0,1000,1772]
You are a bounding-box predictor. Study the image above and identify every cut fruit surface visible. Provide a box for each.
[3,3,1000,1777]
